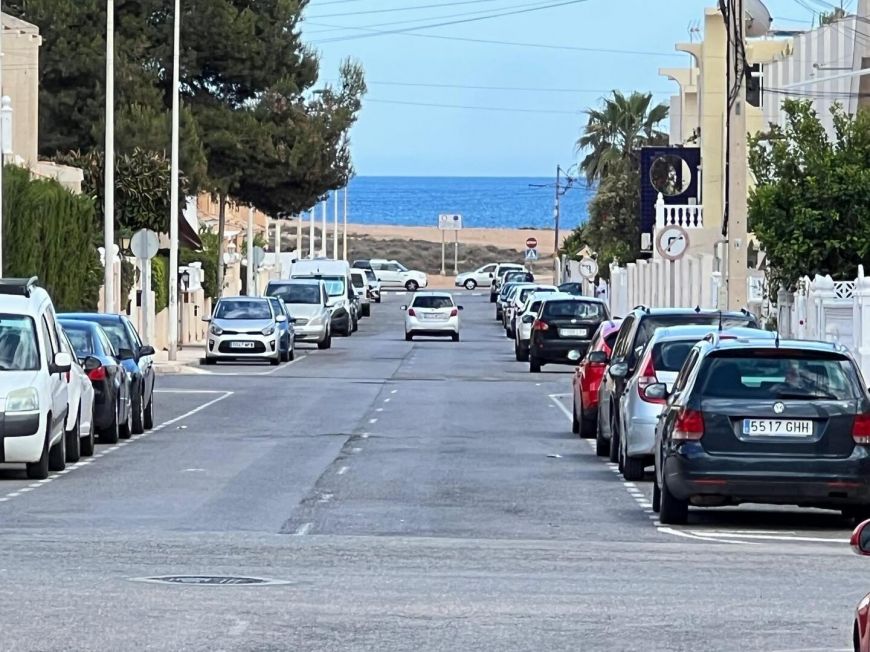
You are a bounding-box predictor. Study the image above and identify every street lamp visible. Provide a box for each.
[119,234,131,255]
[179,269,190,293]
[167,0,181,360]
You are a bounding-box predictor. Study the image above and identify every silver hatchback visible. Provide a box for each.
[204,297,286,365]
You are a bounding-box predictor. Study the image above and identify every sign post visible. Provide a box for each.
[525,237,539,271]
[578,256,598,296]
[252,246,265,297]
[655,225,690,307]
[438,214,462,276]
[130,229,160,346]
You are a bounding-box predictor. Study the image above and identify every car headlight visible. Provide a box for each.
[209,324,223,336]
[261,325,276,336]
[7,387,38,412]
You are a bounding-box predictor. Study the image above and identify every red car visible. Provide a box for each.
[572,319,622,438]
[852,519,870,650]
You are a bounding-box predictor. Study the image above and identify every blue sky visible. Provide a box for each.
[303,0,824,177]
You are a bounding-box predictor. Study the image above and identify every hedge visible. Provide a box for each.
[151,254,168,313]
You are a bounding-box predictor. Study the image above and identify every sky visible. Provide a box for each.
[303,0,831,177]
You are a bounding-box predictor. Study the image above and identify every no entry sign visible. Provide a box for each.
[525,237,538,249]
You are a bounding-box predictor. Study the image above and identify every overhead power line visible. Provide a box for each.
[306,0,507,20]
[357,79,673,94]
[364,98,580,114]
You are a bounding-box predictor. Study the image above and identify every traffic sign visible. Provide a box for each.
[656,225,690,261]
[525,237,538,249]
[130,229,159,260]
[579,257,598,280]
[525,248,539,262]
[438,214,463,230]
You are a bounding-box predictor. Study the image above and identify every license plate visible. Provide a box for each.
[742,419,813,436]
[560,328,587,338]
[230,341,255,349]
[422,313,445,320]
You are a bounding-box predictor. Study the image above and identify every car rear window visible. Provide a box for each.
[697,351,860,400]
[268,284,320,305]
[651,340,696,372]
[543,300,606,320]
[412,296,454,309]
[637,315,756,349]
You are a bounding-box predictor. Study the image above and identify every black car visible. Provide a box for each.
[597,306,760,461]
[652,335,870,525]
[558,282,584,296]
[59,319,133,444]
[528,296,610,373]
[60,313,156,435]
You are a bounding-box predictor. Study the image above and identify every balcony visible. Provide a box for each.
[655,193,704,229]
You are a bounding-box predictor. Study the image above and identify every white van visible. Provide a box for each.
[290,259,356,336]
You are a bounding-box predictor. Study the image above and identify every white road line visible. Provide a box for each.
[361,433,370,439]
[548,394,574,422]
[383,398,391,403]
[352,447,362,453]
[369,418,378,424]
[656,526,753,545]
[391,389,398,394]
[687,531,849,544]
[376,408,384,413]
[154,389,229,394]
[294,523,312,536]
[337,466,349,476]
[318,493,333,503]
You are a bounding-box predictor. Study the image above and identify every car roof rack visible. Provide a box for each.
[0,277,39,297]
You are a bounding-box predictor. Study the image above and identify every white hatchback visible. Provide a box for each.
[402,292,462,342]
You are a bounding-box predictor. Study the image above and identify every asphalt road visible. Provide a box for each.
[0,291,865,651]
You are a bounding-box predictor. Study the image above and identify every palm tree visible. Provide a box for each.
[575,91,669,184]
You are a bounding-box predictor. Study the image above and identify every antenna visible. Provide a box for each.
[718,310,724,331]
[774,329,780,348]
[694,305,701,313]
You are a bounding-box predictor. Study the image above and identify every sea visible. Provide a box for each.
[327,176,594,231]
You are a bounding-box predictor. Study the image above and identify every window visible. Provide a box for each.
[268,298,285,317]
[365,270,377,282]
[611,317,635,361]
[97,327,116,356]
[269,284,320,305]
[542,300,607,320]
[480,264,496,273]
[636,315,755,351]
[411,295,454,309]
[385,263,401,272]
[651,340,697,372]
[214,300,272,320]
[351,274,366,289]
[672,350,699,394]
[63,326,94,358]
[0,315,39,370]
[124,319,143,348]
[99,321,134,353]
[603,331,620,351]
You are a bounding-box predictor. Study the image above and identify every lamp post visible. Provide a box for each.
[103,0,115,313]
[167,0,181,360]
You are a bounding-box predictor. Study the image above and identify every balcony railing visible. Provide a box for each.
[655,193,704,229]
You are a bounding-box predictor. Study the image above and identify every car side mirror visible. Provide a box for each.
[275,314,287,323]
[83,356,102,372]
[202,316,211,322]
[587,350,609,364]
[117,348,135,361]
[609,361,629,379]
[139,345,155,357]
[51,351,72,374]
[457,306,464,311]
[851,519,870,555]
[288,317,297,324]
[400,305,407,311]
[643,382,669,401]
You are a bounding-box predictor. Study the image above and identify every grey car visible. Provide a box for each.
[265,279,333,350]
[204,297,285,365]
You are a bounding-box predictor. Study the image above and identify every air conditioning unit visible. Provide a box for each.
[641,233,652,251]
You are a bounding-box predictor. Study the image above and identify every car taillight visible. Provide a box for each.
[450,308,458,317]
[853,414,870,444]
[87,366,106,382]
[533,320,549,331]
[408,308,416,317]
[637,356,663,403]
[673,408,704,441]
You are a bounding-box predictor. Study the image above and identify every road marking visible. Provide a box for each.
[337,466,349,476]
[318,493,333,503]
[391,389,398,394]
[369,418,378,424]
[352,447,362,453]
[154,389,230,394]
[376,408,384,413]
[361,433,370,439]
[0,391,234,504]
[548,394,574,422]
[656,526,754,545]
[294,523,312,536]
[384,398,391,403]
[686,531,849,544]
[190,356,308,377]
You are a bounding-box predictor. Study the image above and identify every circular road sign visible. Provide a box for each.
[525,237,538,249]
[579,257,598,280]
[655,225,690,261]
[130,229,159,260]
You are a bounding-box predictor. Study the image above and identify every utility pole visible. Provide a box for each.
[246,206,254,295]
[296,214,302,257]
[0,9,5,278]
[103,0,115,313]
[725,0,748,310]
[553,164,561,285]
[274,217,281,255]
[308,209,314,259]
[167,0,181,360]
[320,199,327,257]
[342,186,348,261]
[332,190,339,259]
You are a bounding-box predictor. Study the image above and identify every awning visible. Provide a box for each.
[180,217,203,250]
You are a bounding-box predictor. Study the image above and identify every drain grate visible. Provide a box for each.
[130,575,291,586]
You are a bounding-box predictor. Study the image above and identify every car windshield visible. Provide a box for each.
[98,321,134,353]
[321,277,346,296]
[215,300,272,320]
[543,300,606,320]
[698,352,860,400]
[651,339,697,372]
[638,315,755,349]
[268,284,320,304]
[412,296,454,309]
[0,315,39,370]
[61,325,94,357]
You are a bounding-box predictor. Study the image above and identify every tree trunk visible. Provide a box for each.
[216,193,227,298]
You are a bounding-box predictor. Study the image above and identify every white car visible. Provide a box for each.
[58,327,95,462]
[402,292,462,342]
[370,259,428,292]
[505,284,558,338]
[455,263,497,290]
[350,269,372,317]
[0,277,72,479]
[514,291,568,362]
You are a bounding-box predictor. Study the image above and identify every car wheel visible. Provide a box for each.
[623,454,645,481]
[595,418,608,457]
[270,354,280,366]
[101,402,120,444]
[362,304,371,317]
[572,400,580,435]
[659,476,689,525]
[144,391,155,430]
[405,280,419,292]
[652,478,661,513]
[518,342,529,362]
[608,415,620,464]
[26,428,50,480]
[288,347,295,362]
[202,356,217,365]
[119,400,133,439]
[489,293,496,303]
[48,428,66,472]
[81,418,95,457]
[318,332,332,350]
[464,279,476,290]
[280,349,290,362]
[529,356,541,373]
[131,389,145,435]
[405,332,413,342]
[65,411,81,464]
[451,332,460,342]
[375,296,381,304]
[352,316,359,332]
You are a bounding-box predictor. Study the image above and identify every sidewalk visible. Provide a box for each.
[153,344,209,375]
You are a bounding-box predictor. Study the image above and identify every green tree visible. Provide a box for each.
[748,99,870,290]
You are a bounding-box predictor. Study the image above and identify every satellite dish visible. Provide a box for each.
[745,0,772,37]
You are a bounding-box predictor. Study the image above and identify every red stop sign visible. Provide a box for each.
[525,237,538,249]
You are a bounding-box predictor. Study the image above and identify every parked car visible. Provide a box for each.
[558,282,584,296]
[290,258,354,336]
[58,312,154,436]
[350,269,372,317]
[203,297,287,365]
[0,277,72,479]
[364,268,382,303]
[496,281,529,322]
[266,295,296,362]
[265,279,332,350]
[597,306,760,461]
[616,325,774,480]
[369,258,428,292]
[514,292,556,362]
[59,318,132,445]
[652,335,870,525]
[352,260,372,270]
[403,292,463,342]
[528,295,611,373]
[489,263,525,302]
[505,284,558,338]
[455,263,497,290]
[57,327,95,462]
[850,519,870,650]
[571,319,623,438]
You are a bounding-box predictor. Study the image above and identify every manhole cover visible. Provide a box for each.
[130,575,291,586]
